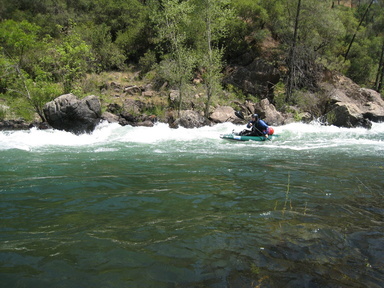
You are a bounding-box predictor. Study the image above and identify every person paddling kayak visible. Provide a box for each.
[240,114,273,138]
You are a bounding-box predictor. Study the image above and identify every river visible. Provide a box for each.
[1,121,383,287]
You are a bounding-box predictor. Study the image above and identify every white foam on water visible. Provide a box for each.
[1,121,383,152]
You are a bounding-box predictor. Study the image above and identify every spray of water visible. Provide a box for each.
[0,121,383,152]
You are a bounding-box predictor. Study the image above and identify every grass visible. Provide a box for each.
[0,106,7,120]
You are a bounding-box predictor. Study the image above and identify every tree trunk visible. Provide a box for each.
[204,1,213,118]
[344,0,374,61]
[375,37,384,92]
[286,0,301,103]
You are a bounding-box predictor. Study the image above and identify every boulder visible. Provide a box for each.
[173,110,211,128]
[104,101,158,127]
[169,90,180,104]
[359,88,384,122]
[123,98,146,115]
[43,94,101,134]
[209,106,236,123]
[324,75,384,128]
[101,111,119,123]
[325,103,372,129]
[254,99,286,126]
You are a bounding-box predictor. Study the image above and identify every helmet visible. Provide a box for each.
[252,114,259,119]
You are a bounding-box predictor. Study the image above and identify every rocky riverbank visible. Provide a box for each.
[1,70,383,134]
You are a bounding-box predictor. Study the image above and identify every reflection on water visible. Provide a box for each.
[0,122,383,287]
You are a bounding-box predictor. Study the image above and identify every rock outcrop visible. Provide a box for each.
[0,120,49,130]
[230,99,287,126]
[323,75,384,128]
[254,99,287,126]
[209,106,237,123]
[101,102,157,127]
[171,110,211,128]
[43,94,101,134]
[224,57,280,100]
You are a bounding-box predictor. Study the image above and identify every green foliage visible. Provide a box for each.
[152,0,194,50]
[273,81,286,111]
[91,0,150,61]
[152,0,196,114]
[339,1,384,86]
[0,19,44,79]
[138,50,157,77]
[1,0,384,120]
[346,39,376,85]
[292,89,330,118]
[326,110,337,125]
[93,0,145,38]
[143,102,167,120]
[224,84,250,101]
[0,19,39,59]
[0,106,7,120]
[234,0,268,25]
[259,0,288,37]
[0,19,93,119]
[250,263,261,276]
[199,48,224,115]
[233,0,269,47]
[192,0,234,117]
[284,1,347,100]
[13,80,62,121]
[299,0,345,53]
[157,48,196,90]
[42,27,94,93]
[80,23,125,71]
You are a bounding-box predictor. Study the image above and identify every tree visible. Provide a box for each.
[0,19,93,120]
[193,0,233,117]
[286,0,301,103]
[0,19,40,72]
[42,25,94,93]
[0,19,60,121]
[93,0,150,62]
[338,0,384,86]
[372,1,384,92]
[80,23,126,71]
[344,0,375,61]
[283,0,346,103]
[376,37,384,92]
[151,0,196,116]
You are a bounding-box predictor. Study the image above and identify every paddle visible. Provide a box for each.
[256,127,271,141]
[234,111,271,141]
[234,111,245,120]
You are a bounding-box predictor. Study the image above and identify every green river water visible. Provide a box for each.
[1,122,383,287]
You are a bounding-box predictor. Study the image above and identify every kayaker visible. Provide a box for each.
[240,114,271,137]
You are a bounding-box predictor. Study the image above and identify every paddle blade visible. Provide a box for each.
[235,111,245,120]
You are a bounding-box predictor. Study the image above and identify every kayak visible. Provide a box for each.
[220,133,279,142]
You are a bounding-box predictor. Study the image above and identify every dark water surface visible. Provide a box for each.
[1,122,383,287]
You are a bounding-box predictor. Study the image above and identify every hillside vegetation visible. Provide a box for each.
[1,0,383,122]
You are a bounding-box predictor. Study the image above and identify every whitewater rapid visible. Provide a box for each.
[0,121,383,152]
